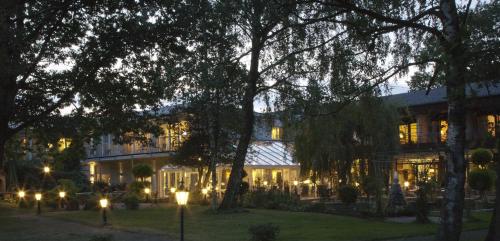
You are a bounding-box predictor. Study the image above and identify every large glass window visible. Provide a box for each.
[271,127,283,140]
[440,120,448,143]
[487,115,498,137]
[399,123,418,144]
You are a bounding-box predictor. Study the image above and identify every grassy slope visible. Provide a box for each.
[46,205,492,241]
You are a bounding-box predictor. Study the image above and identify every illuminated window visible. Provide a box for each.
[440,120,448,143]
[410,123,417,143]
[487,115,497,137]
[271,127,283,140]
[399,125,408,144]
[399,123,417,144]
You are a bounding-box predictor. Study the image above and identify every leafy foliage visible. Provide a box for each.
[132,164,153,182]
[337,185,359,205]
[248,223,280,241]
[468,169,495,193]
[470,148,493,167]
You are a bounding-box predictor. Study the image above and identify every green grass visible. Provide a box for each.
[45,205,492,241]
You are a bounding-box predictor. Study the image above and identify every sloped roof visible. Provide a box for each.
[384,83,500,107]
[245,141,297,167]
[161,141,297,170]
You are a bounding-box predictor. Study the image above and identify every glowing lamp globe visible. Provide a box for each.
[144,187,151,194]
[201,188,208,195]
[170,187,177,193]
[293,180,299,186]
[59,191,66,198]
[404,181,410,188]
[175,191,189,206]
[263,181,268,186]
[35,193,42,201]
[18,191,26,198]
[99,198,109,208]
[43,166,50,174]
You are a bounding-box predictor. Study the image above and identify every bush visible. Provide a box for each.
[337,185,358,205]
[83,196,99,211]
[415,187,430,223]
[248,223,280,241]
[471,148,493,167]
[65,198,80,211]
[361,176,383,199]
[317,185,330,200]
[468,169,494,193]
[128,181,148,195]
[18,198,34,209]
[110,183,127,192]
[132,164,153,182]
[242,189,299,210]
[93,181,109,193]
[123,193,140,210]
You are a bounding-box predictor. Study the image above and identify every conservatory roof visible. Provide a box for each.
[161,141,298,170]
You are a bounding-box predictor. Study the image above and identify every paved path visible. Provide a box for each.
[0,214,173,241]
[383,229,487,241]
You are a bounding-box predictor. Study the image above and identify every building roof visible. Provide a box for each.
[161,141,298,170]
[245,141,297,167]
[384,83,500,107]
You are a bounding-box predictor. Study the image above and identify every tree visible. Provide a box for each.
[0,1,186,180]
[301,1,498,239]
[470,148,493,168]
[132,164,153,182]
[485,128,499,241]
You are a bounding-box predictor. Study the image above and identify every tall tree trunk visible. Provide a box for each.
[219,36,260,210]
[438,1,467,240]
[485,135,500,241]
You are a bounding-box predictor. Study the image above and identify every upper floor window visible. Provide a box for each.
[440,120,448,143]
[487,115,498,137]
[399,123,417,144]
[271,127,283,140]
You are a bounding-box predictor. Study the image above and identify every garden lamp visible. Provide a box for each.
[99,198,109,225]
[43,166,50,174]
[404,181,410,189]
[35,193,42,215]
[175,182,189,241]
[293,180,299,186]
[144,187,151,202]
[59,191,66,209]
[170,187,177,193]
[18,190,26,199]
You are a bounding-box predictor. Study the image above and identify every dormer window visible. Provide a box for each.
[271,127,283,140]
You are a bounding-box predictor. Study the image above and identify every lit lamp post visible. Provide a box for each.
[144,187,151,203]
[201,188,208,202]
[404,181,410,192]
[59,191,66,209]
[170,187,176,203]
[175,185,189,241]
[35,193,42,215]
[43,166,50,174]
[99,198,109,225]
[18,190,26,199]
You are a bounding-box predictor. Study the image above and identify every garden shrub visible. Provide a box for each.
[65,198,80,211]
[415,186,430,223]
[132,164,153,181]
[302,202,326,213]
[123,193,140,210]
[128,181,148,194]
[242,189,299,210]
[57,179,79,195]
[361,176,383,200]
[248,223,280,241]
[18,198,33,209]
[468,169,495,200]
[317,185,330,200]
[471,148,493,167]
[338,185,358,205]
[83,196,99,210]
[93,181,109,193]
[110,183,127,192]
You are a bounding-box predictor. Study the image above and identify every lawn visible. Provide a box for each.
[45,205,492,241]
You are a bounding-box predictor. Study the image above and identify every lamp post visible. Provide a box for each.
[99,198,109,225]
[175,183,189,241]
[43,166,50,174]
[35,193,42,215]
[59,191,66,209]
[18,190,26,199]
[201,188,208,202]
[144,187,151,203]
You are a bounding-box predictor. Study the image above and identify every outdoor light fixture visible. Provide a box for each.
[99,198,109,225]
[355,182,360,187]
[43,166,50,174]
[175,182,189,241]
[201,188,208,195]
[303,179,311,184]
[263,181,268,186]
[59,191,66,198]
[404,181,410,189]
[170,187,177,193]
[18,190,26,198]
[35,193,42,215]
[144,187,151,202]
[59,191,66,209]
[293,180,299,186]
